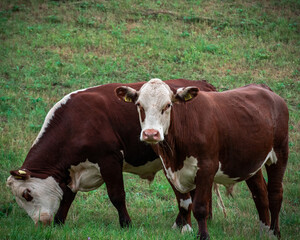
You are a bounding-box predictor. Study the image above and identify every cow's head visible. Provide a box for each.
[7,169,63,225]
[115,78,199,144]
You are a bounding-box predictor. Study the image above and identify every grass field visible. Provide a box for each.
[0,0,299,239]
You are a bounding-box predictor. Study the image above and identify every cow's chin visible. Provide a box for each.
[143,139,161,145]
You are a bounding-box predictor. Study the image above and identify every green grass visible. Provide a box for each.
[0,0,299,239]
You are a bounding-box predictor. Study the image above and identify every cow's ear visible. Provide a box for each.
[115,86,138,103]
[10,169,31,180]
[173,87,199,103]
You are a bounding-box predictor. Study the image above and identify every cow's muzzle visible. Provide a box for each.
[34,213,52,227]
[142,129,161,143]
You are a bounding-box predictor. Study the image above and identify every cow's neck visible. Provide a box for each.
[158,98,213,172]
[21,120,82,184]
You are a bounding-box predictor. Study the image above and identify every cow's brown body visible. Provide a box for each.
[7,79,216,230]
[116,79,289,239]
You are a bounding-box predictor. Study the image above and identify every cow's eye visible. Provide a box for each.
[22,189,33,202]
[161,103,171,114]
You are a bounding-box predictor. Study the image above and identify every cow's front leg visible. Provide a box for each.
[170,184,192,233]
[54,185,76,225]
[99,157,131,228]
[163,171,192,233]
[192,171,215,240]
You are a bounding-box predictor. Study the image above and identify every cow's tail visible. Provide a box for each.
[213,183,227,218]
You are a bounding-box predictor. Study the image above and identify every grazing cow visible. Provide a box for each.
[7,79,218,232]
[116,78,289,239]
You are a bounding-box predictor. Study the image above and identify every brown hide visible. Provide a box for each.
[149,83,288,239]
[9,79,216,228]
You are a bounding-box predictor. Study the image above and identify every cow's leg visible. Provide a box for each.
[245,170,270,230]
[265,142,288,239]
[208,194,212,220]
[192,171,215,240]
[163,172,192,233]
[54,186,77,224]
[191,188,213,220]
[99,157,131,228]
[170,186,192,233]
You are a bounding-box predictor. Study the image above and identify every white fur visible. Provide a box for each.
[32,88,93,146]
[6,176,63,224]
[265,148,277,166]
[172,222,193,234]
[137,78,173,141]
[181,224,193,233]
[180,198,192,211]
[123,158,162,181]
[214,162,239,185]
[260,221,277,239]
[248,148,277,178]
[160,156,199,193]
[68,159,104,192]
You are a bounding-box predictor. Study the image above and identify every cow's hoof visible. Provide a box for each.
[181,224,193,233]
[198,232,210,240]
[120,219,132,228]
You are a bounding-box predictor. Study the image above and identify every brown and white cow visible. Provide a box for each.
[7,79,218,232]
[116,78,289,239]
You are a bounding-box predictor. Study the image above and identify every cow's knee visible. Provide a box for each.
[193,205,208,220]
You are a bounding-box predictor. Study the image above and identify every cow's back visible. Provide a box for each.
[209,85,288,179]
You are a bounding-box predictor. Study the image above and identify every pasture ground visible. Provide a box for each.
[0,0,299,239]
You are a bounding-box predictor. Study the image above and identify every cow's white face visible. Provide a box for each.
[7,175,63,225]
[115,78,199,144]
[137,79,174,142]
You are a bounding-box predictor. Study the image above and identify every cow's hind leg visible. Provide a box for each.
[265,143,288,239]
[245,170,270,231]
[99,156,131,228]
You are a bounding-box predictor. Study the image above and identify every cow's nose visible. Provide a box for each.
[142,129,161,142]
[35,213,52,227]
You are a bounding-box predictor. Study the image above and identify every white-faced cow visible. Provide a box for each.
[7,79,219,232]
[116,78,289,239]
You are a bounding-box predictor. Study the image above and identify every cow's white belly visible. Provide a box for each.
[214,162,239,185]
[123,158,162,182]
[160,156,199,193]
[68,160,104,192]
[214,148,277,185]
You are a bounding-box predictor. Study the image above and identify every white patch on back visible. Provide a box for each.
[180,198,192,211]
[123,158,162,182]
[32,87,92,146]
[68,159,104,192]
[6,176,63,224]
[160,156,199,193]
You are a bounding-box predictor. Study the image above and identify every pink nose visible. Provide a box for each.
[142,129,161,142]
